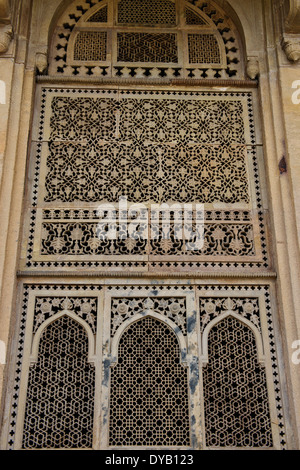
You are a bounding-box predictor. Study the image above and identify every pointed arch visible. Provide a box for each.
[22,313,96,449]
[111,309,187,364]
[201,311,265,365]
[202,313,273,447]
[30,309,96,364]
[109,314,190,446]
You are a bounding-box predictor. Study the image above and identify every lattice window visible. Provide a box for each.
[117,0,177,25]
[44,94,249,204]
[87,5,108,22]
[22,316,95,449]
[188,34,221,64]
[203,316,273,448]
[185,7,208,25]
[117,33,178,63]
[48,0,242,78]
[109,316,190,446]
[21,88,270,272]
[74,31,107,61]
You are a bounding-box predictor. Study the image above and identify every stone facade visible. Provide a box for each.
[0,0,299,450]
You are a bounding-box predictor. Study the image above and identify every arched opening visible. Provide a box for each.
[48,0,244,79]
[109,316,190,446]
[203,315,273,448]
[22,315,95,449]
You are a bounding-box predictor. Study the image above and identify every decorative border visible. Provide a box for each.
[21,87,269,272]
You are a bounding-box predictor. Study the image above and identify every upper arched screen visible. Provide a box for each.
[48,0,244,79]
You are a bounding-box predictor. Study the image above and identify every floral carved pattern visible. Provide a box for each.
[33,297,98,334]
[199,297,261,333]
[45,95,248,204]
[111,297,187,336]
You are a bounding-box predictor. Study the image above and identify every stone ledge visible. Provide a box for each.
[16,270,277,279]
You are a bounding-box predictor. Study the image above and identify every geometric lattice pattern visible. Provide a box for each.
[44,94,249,204]
[74,31,107,61]
[19,87,272,272]
[22,316,95,449]
[6,285,287,450]
[203,316,273,447]
[185,7,207,25]
[117,33,178,63]
[87,6,108,22]
[109,317,190,446]
[117,0,177,25]
[49,0,242,78]
[188,34,221,64]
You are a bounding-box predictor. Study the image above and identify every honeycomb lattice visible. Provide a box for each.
[22,316,95,449]
[203,316,273,447]
[117,0,177,25]
[109,316,190,446]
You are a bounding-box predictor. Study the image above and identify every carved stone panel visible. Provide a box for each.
[20,87,269,273]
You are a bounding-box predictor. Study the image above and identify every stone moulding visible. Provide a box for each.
[16,270,278,279]
[36,75,258,87]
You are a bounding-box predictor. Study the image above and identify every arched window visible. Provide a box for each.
[22,315,95,449]
[109,316,190,446]
[203,316,273,448]
[49,0,243,79]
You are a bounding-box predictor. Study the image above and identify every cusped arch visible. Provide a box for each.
[110,309,188,365]
[201,311,265,365]
[30,309,96,364]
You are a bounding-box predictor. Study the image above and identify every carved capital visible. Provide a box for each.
[36,52,48,75]
[282,37,300,62]
[0,25,12,54]
[283,0,300,33]
[246,57,259,80]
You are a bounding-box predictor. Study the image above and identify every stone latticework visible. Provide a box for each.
[0,0,299,454]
